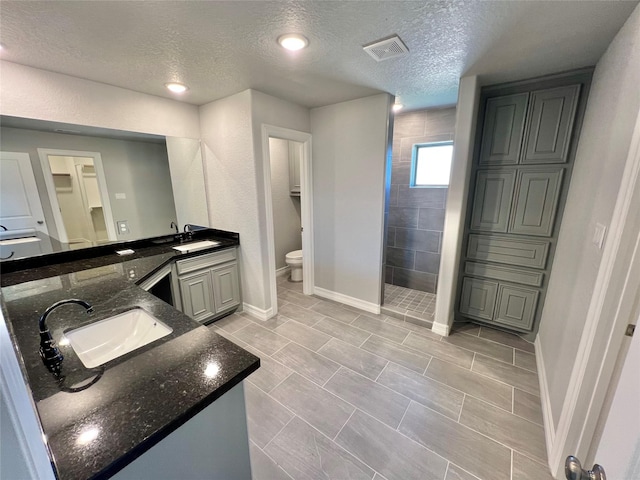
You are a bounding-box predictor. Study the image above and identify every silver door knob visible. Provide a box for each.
[565,455,606,480]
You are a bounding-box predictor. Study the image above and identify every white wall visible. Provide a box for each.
[537,4,640,429]
[1,127,177,240]
[0,61,200,138]
[433,76,480,336]
[200,90,311,315]
[199,90,261,308]
[269,138,302,270]
[310,94,392,307]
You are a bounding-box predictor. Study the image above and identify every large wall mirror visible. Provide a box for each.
[0,116,209,261]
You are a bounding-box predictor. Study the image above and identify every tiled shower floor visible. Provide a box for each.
[382,283,436,325]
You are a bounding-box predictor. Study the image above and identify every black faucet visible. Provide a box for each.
[39,299,93,375]
[170,221,179,234]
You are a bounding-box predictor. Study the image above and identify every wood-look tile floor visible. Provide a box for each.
[209,278,553,480]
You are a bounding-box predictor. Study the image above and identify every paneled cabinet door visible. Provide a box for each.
[211,263,241,314]
[459,277,498,321]
[179,270,215,323]
[470,170,516,232]
[494,284,539,330]
[509,168,564,237]
[479,93,529,165]
[522,85,580,164]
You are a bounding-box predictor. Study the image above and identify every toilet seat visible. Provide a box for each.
[285,250,303,264]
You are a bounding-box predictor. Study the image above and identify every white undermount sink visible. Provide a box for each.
[65,308,173,368]
[172,240,220,253]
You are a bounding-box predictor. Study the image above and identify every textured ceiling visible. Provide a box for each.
[0,1,637,111]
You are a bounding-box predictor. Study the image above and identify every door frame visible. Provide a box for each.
[37,148,116,243]
[543,107,640,476]
[261,125,314,316]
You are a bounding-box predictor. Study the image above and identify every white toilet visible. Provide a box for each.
[285,250,303,282]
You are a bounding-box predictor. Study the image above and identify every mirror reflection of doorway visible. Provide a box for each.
[38,148,117,246]
[48,155,109,248]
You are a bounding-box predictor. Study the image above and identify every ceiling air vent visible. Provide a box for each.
[363,35,409,62]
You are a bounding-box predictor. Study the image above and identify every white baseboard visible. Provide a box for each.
[275,266,290,278]
[313,287,381,315]
[535,335,556,462]
[431,322,451,337]
[242,303,274,321]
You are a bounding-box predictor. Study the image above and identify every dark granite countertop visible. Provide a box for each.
[0,229,260,479]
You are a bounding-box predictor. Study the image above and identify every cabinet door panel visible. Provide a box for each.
[212,263,241,314]
[522,85,580,164]
[470,170,516,232]
[179,271,215,323]
[495,284,539,331]
[479,93,529,165]
[459,277,498,321]
[510,168,564,237]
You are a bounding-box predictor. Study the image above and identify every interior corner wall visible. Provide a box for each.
[0,61,200,138]
[311,94,392,306]
[537,4,640,430]
[198,90,265,310]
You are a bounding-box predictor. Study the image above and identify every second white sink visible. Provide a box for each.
[65,308,173,368]
[172,240,220,253]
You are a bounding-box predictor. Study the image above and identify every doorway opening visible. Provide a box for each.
[381,108,456,326]
[37,149,116,245]
[262,125,313,318]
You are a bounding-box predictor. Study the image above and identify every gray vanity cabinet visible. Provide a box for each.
[175,248,241,323]
[457,71,592,335]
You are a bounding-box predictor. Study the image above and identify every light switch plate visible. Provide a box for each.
[115,193,127,200]
[593,223,607,249]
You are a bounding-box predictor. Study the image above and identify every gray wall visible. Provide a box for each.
[1,127,177,241]
[269,138,302,270]
[537,6,640,429]
[385,107,456,293]
[311,94,392,306]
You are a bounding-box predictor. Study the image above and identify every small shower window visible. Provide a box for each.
[410,141,453,187]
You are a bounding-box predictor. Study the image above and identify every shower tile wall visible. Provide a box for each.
[386,107,456,293]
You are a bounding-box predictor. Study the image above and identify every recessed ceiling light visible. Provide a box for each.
[165,82,189,94]
[278,33,309,51]
[392,103,404,112]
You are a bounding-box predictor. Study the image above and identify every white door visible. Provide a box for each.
[0,152,49,235]
[594,311,640,479]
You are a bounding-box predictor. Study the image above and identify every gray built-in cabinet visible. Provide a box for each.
[174,248,241,323]
[456,70,593,336]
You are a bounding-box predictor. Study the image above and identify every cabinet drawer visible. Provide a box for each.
[464,262,543,287]
[467,234,549,269]
[176,248,236,275]
[494,284,539,331]
[459,277,498,321]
